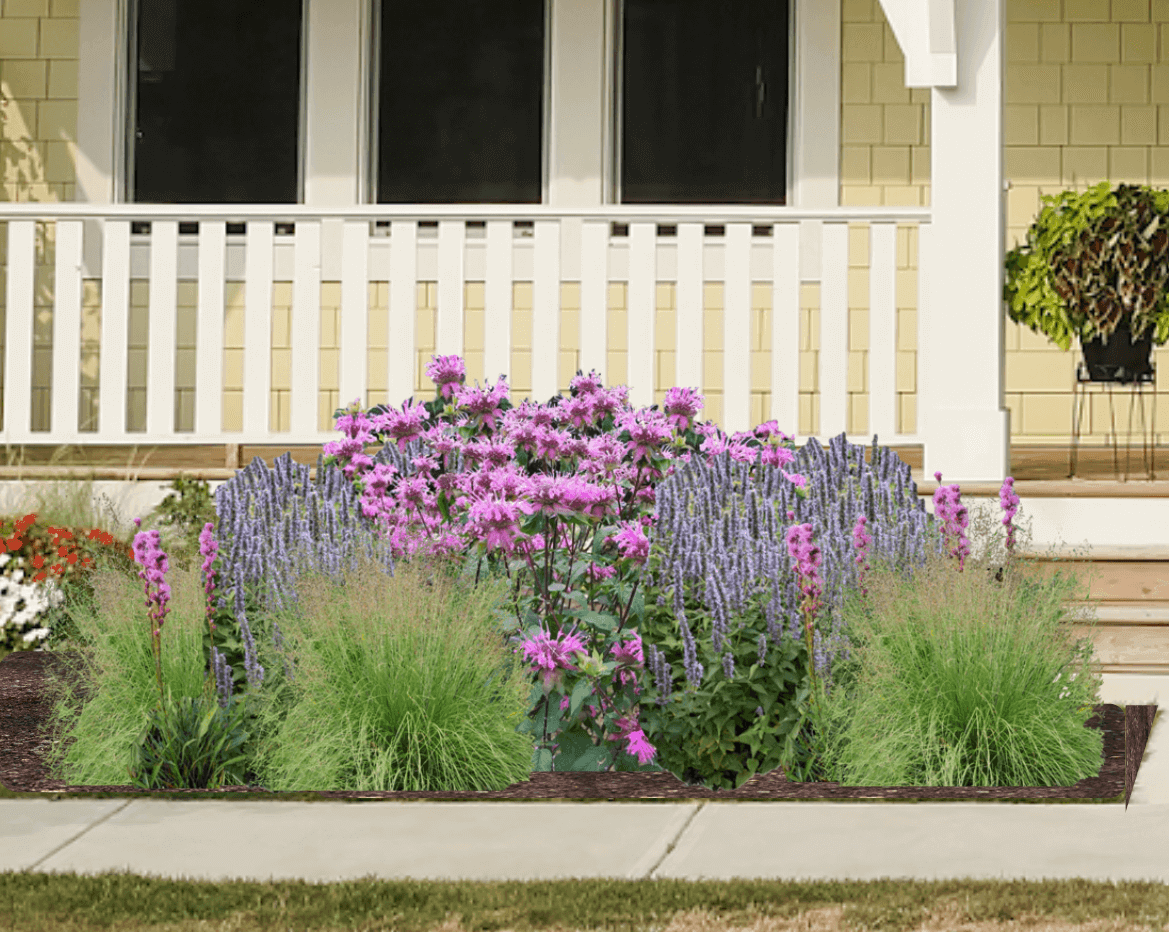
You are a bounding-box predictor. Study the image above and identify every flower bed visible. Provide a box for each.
[0,649,1151,802]
[0,353,1121,795]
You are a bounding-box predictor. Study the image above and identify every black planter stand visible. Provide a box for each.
[1069,321,1157,479]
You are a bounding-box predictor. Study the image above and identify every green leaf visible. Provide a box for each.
[574,610,619,634]
[568,677,595,720]
[559,729,611,771]
[629,589,646,624]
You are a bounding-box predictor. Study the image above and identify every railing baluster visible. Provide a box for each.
[98,218,132,441]
[290,219,322,438]
[51,219,84,442]
[723,222,752,437]
[675,222,703,403]
[917,221,935,451]
[578,220,608,385]
[193,219,227,440]
[819,222,850,440]
[484,219,512,390]
[147,219,180,439]
[2,221,36,443]
[771,223,801,441]
[869,221,899,446]
[388,220,417,406]
[435,220,464,361]
[531,219,560,405]
[627,221,656,413]
[241,220,274,440]
[339,219,370,420]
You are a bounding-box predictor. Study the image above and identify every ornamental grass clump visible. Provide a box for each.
[795,482,1107,788]
[200,450,411,709]
[228,545,536,792]
[37,529,536,793]
[36,544,271,789]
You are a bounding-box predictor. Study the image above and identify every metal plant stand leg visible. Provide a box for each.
[1068,361,1157,481]
[1124,373,1157,480]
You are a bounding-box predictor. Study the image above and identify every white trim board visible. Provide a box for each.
[1,480,1167,562]
[920,496,1169,559]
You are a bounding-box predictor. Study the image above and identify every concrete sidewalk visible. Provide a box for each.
[4,674,1168,887]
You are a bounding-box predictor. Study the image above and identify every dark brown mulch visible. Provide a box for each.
[0,649,1154,803]
[1126,701,1157,806]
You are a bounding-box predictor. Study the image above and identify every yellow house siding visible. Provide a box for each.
[842,0,1169,448]
[839,0,931,210]
[1003,0,1169,446]
[0,0,77,436]
[838,0,927,439]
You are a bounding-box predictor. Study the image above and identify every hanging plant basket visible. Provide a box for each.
[1079,316,1155,383]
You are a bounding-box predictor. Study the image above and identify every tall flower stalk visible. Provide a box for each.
[132,517,173,709]
[785,513,825,721]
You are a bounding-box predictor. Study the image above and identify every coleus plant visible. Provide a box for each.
[1049,183,1169,345]
[1005,180,1169,351]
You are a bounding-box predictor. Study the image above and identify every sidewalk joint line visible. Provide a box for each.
[25,799,135,873]
[642,801,707,879]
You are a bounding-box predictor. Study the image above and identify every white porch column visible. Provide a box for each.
[918,0,1011,485]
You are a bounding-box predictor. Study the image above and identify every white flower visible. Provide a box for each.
[0,565,63,651]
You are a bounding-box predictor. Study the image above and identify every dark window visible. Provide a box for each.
[131,0,303,204]
[375,0,545,204]
[621,0,789,205]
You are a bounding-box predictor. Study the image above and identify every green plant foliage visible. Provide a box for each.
[115,475,297,711]
[199,579,299,711]
[146,475,222,573]
[1048,184,1169,346]
[1003,180,1169,351]
[632,583,818,789]
[126,683,258,790]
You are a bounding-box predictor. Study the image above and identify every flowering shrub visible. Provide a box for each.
[0,515,136,655]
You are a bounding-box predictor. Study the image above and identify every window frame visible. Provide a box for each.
[102,0,812,209]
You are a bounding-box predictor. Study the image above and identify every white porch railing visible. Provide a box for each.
[0,203,930,453]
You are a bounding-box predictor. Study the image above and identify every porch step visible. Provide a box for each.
[1061,602,1169,623]
[998,548,1169,675]
[1061,611,1169,675]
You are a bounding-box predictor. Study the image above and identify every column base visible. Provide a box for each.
[921,406,1011,485]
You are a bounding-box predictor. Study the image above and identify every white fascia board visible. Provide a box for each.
[878,0,957,88]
